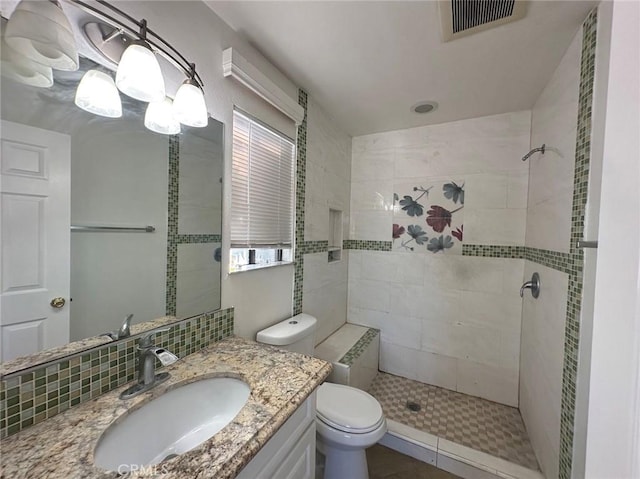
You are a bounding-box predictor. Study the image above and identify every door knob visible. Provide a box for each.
[50,297,66,308]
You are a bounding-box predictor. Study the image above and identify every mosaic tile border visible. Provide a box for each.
[559,9,597,479]
[343,240,392,251]
[300,240,329,254]
[462,244,525,258]
[176,234,222,243]
[338,328,380,366]
[293,89,308,315]
[166,136,223,316]
[166,135,180,316]
[0,308,234,439]
[462,244,573,274]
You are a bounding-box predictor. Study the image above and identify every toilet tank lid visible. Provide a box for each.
[256,314,317,346]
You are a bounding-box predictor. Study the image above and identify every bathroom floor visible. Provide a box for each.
[367,444,461,479]
[368,372,539,470]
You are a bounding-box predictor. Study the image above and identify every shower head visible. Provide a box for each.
[522,144,546,161]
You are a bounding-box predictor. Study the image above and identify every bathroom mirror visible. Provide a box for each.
[0,54,223,367]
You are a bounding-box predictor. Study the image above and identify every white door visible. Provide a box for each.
[1,120,70,362]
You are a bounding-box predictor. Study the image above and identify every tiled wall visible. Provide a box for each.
[295,93,353,345]
[348,111,531,406]
[0,308,234,439]
[519,27,583,479]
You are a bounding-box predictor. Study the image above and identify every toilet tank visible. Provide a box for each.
[256,314,317,355]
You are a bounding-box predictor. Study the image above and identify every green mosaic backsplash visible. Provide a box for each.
[343,240,392,251]
[0,308,234,439]
[338,328,380,367]
[294,90,309,315]
[461,244,573,275]
[462,244,525,259]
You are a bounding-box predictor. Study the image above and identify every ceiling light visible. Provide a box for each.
[115,20,165,102]
[145,97,181,135]
[4,0,78,71]
[1,34,53,87]
[411,101,438,114]
[173,65,208,127]
[75,70,122,118]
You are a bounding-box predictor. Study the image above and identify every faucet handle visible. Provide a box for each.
[139,327,171,348]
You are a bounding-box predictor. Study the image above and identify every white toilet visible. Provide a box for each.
[256,314,386,479]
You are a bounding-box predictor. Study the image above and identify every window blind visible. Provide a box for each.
[231,110,295,248]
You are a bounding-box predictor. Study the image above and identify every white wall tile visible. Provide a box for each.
[464,207,527,245]
[457,359,519,407]
[507,169,529,209]
[349,110,532,407]
[465,173,508,209]
[305,280,349,344]
[459,291,523,330]
[526,193,573,252]
[351,148,394,181]
[520,263,567,478]
[379,341,419,379]
[348,279,390,312]
[350,210,392,240]
[415,350,458,391]
[350,180,394,212]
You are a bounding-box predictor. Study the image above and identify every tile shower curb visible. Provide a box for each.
[380,419,545,479]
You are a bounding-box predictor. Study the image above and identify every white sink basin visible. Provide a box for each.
[94,377,251,472]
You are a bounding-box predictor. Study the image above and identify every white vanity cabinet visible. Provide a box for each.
[235,391,317,479]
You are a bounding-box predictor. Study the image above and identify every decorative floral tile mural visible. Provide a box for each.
[392,180,464,254]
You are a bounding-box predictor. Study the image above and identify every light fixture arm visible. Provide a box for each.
[65,0,204,87]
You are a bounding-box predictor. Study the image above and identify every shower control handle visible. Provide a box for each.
[520,272,541,298]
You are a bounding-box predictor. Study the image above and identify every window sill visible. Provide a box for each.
[229,261,294,274]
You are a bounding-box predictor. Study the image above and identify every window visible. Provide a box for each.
[230,110,295,272]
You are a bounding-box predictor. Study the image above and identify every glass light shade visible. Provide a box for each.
[115,43,165,102]
[75,70,122,118]
[173,81,208,127]
[4,0,78,71]
[1,36,53,87]
[144,98,181,135]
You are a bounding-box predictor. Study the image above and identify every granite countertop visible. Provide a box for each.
[0,337,332,479]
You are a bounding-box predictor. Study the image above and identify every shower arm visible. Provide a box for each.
[522,144,546,161]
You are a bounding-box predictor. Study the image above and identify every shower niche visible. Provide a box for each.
[328,208,342,262]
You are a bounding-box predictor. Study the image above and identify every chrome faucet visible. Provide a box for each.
[105,314,134,340]
[120,328,179,400]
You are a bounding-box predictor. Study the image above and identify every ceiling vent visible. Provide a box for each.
[439,0,527,42]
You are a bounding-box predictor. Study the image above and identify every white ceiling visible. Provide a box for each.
[207,1,597,137]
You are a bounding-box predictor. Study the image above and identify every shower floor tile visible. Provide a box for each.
[368,372,539,471]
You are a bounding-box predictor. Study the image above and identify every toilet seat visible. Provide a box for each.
[316,383,384,434]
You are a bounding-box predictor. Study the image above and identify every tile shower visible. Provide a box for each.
[346,8,599,478]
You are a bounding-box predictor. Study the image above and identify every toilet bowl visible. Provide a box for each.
[256,314,387,479]
[315,382,387,479]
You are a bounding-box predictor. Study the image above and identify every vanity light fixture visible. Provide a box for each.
[145,97,181,135]
[75,69,122,118]
[4,0,78,71]
[1,0,208,133]
[115,19,165,103]
[173,64,208,128]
